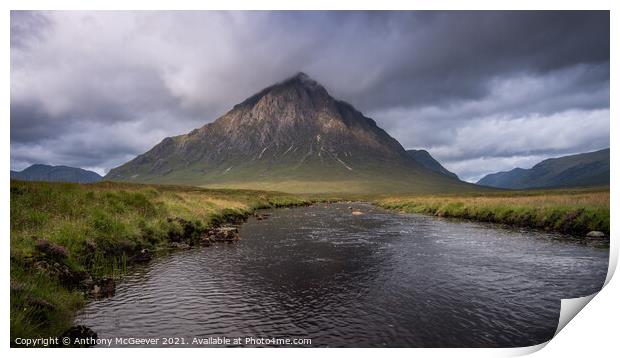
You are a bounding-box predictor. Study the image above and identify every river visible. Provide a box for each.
[75,203,608,347]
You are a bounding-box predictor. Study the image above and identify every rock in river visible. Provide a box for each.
[132,248,152,263]
[206,226,240,242]
[586,231,606,239]
[91,277,116,298]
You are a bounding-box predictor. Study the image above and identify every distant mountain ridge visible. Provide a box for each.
[406,150,458,179]
[477,148,609,189]
[106,72,475,194]
[11,164,102,183]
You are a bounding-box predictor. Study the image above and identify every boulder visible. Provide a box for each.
[91,277,115,298]
[132,248,152,263]
[80,276,94,290]
[254,213,271,221]
[170,242,191,250]
[351,210,364,216]
[586,231,606,239]
[208,226,240,242]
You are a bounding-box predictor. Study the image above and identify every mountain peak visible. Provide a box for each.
[106,73,470,193]
[291,71,310,80]
[234,72,326,110]
[286,71,315,84]
[477,148,610,189]
[279,71,323,91]
[11,164,102,183]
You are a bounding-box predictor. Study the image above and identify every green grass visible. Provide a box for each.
[10,180,312,344]
[109,157,487,194]
[374,187,610,235]
[11,180,610,345]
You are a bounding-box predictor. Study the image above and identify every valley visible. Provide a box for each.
[9,73,611,346]
[10,179,610,344]
[9,10,611,350]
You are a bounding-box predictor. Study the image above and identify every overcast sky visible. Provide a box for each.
[10,11,610,182]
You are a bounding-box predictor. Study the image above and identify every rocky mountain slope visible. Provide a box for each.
[106,73,475,193]
[406,150,458,179]
[11,164,102,183]
[477,148,609,189]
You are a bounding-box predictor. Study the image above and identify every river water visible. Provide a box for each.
[75,203,608,347]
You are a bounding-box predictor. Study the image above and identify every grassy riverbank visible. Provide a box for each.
[374,187,610,236]
[11,180,610,343]
[10,180,312,343]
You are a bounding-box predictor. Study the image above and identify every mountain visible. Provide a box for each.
[11,164,102,183]
[406,149,458,179]
[477,148,610,189]
[106,72,477,194]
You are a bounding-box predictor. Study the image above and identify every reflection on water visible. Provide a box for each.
[76,203,608,347]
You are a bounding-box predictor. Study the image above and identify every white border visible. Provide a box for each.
[2,2,616,358]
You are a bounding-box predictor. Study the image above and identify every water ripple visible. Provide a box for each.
[76,203,608,347]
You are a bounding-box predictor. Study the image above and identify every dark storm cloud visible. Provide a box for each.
[10,11,609,180]
[310,11,610,112]
[10,101,52,143]
[10,10,52,49]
